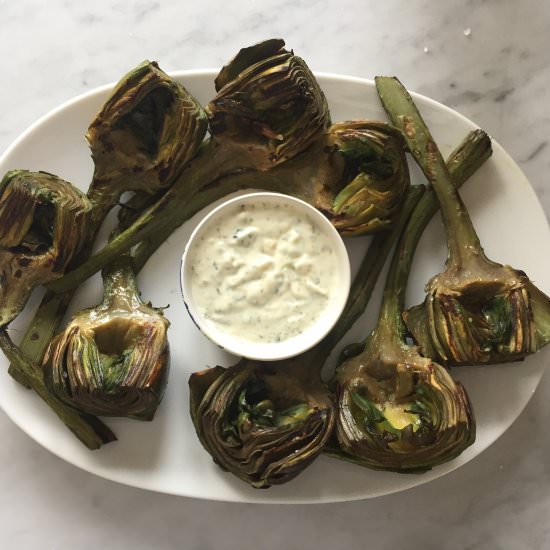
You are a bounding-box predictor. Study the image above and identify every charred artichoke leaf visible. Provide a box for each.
[376,76,550,366]
[0,170,91,326]
[43,262,169,419]
[207,38,331,169]
[87,60,208,207]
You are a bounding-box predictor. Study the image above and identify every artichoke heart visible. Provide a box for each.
[207,38,330,169]
[87,60,208,202]
[0,170,91,326]
[43,263,169,419]
[334,339,475,472]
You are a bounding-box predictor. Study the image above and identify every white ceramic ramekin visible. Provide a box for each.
[180,192,351,361]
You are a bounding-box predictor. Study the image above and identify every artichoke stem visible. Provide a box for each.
[314,185,424,364]
[381,129,493,341]
[375,77,487,269]
[131,145,326,270]
[0,330,116,449]
[101,261,141,310]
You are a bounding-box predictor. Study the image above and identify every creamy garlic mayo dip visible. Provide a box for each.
[187,199,338,343]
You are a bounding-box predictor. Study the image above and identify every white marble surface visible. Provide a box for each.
[0,0,549,548]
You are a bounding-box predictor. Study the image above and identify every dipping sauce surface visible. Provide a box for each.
[187,200,338,343]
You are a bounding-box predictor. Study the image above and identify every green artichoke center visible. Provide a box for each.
[351,387,433,443]
[115,87,174,157]
[92,317,145,356]
[228,379,313,437]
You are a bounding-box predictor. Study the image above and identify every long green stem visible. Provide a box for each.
[314,187,423,363]
[0,330,116,449]
[380,128,493,343]
[130,168,301,271]
[375,77,485,269]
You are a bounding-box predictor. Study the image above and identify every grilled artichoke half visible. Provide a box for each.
[333,213,475,471]
[326,121,410,235]
[87,60,208,210]
[376,76,550,366]
[0,170,91,325]
[335,352,474,472]
[190,359,333,488]
[208,38,330,169]
[43,262,169,419]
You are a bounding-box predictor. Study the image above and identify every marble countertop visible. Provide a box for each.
[1,0,549,548]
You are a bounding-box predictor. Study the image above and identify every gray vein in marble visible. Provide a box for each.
[522,141,548,163]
